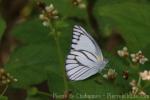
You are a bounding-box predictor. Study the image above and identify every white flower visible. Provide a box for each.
[130,51,148,64]
[103,69,117,80]
[138,50,142,54]
[145,58,148,61]
[39,3,59,27]
[129,79,147,96]
[132,86,138,93]
[45,4,54,12]
[123,47,128,51]
[39,14,45,20]
[108,69,116,76]
[0,68,18,85]
[53,16,59,19]
[42,21,49,27]
[52,10,58,15]
[131,54,136,58]
[103,74,108,79]
[117,50,124,57]
[13,78,18,82]
[117,46,129,57]
[139,91,146,96]
[78,3,86,9]
[130,80,136,87]
[140,70,150,80]
[0,68,5,74]
[139,58,147,64]
[72,0,86,9]
[132,58,137,63]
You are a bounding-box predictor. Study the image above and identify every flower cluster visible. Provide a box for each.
[72,0,86,9]
[139,70,150,80]
[0,68,18,86]
[117,47,148,65]
[103,69,117,80]
[39,4,59,27]
[129,80,146,96]
[117,47,129,57]
[131,51,148,64]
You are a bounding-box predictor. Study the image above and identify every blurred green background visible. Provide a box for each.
[0,0,150,100]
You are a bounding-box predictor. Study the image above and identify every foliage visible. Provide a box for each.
[0,0,150,100]
[0,17,5,37]
[96,1,150,51]
[0,96,8,100]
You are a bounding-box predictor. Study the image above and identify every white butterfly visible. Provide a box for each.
[65,25,108,81]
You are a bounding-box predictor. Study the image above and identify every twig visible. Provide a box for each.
[0,85,8,96]
[86,0,102,42]
[0,23,15,67]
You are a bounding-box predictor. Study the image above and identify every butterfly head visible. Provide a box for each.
[96,56,103,62]
[98,58,108,71]
[103,58,109,64]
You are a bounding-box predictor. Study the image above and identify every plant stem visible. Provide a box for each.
[0,85,8,96]
[54,35,68,90]
[49,22,68,90]
[37,91,52,97]
[137,76,141,87]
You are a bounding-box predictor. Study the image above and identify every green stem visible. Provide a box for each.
[0,85,8,96]
[137,76,141,87]
[37,91,52,97]
[54,36,68,90]
[49,22,68,90]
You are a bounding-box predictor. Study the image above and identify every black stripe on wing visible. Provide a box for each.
[68,49,97,64]
[66,53,91,69]
[66,65,81,72]
[65,49,98,80]
[70,68,91,80]
[69,67,89,80]
[73,25,100,53]
[72,26,95,50]
[65,51,90,80]
[79,50,97,63]
[71,27,83,50]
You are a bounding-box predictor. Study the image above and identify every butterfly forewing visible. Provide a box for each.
[65,25,104,81]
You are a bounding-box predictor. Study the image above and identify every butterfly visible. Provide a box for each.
[65,25,108,81]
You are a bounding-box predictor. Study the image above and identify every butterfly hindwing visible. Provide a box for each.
[65,25,104,81]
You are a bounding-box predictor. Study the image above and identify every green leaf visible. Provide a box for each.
[0,96,8,100]
[5,17,72,90]
[5,18,55,87]
[27,87,38,96]
[97,2,150,51]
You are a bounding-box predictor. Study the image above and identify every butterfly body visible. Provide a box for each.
[65,25,108,81]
